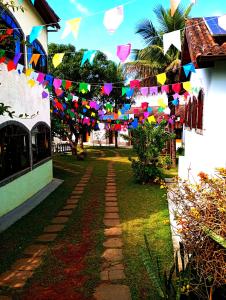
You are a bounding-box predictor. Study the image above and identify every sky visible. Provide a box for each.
[47,0,225,62]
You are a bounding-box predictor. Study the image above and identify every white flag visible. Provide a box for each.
[103,5,124,33]
[61,18,81,40]
[163,30,181,54]
[170,0,181,16]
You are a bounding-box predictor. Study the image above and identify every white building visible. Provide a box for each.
[0,0,60,231]
[179,18,226,180]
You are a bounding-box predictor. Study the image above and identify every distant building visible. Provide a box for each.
[0,0,60,231]
[179,17,226,180]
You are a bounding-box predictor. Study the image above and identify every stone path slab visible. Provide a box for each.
[44,224,65,233]
[57,210,73,217]
[105,207,119,213]
[23,245,48,257]
[105,202,118,207]
[51,216,69,224]
[104,213,119,219]
[104,227,122,237]
[10,257,42,272]
[104,219,120,227]
[94,284,131,300]
[103,238,123,248]
[37,233,57,242]
[0,270,34,289]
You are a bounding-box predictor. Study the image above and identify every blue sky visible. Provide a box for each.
[47,0,225,61]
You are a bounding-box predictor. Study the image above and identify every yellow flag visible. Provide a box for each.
[183,81,192,92]
[25,68,33,77]
[156,73,166,85]
[61,18,81,40]
[148,115,156,123]
[170,0,181,17]
[52,53,65,68]
[158,98,167,108]
[27,79,36,87]
[29,54,40,66]
[91,112,96,117]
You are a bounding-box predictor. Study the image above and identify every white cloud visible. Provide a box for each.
[69,0,91,16]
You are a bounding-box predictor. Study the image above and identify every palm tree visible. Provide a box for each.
[125,4,193,80]
[125,4,193,167]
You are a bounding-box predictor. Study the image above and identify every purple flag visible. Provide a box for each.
[104,83,113,95]
[117,43,131,62]
[140,87,149,96]
[42,91,49,99]
[13,53,22,65]
[149,86,158,95]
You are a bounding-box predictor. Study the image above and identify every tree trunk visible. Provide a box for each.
[69,136,78,156]
[80,135,84,150]
[115,131,118,148]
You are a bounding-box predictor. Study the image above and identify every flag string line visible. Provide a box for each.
[0,13,223,58]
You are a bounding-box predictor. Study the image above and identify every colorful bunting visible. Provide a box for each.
[61,18,81,40]
[52,53,65,68]
[81,50,97,66]
[117,43,131,62]
[7,60,16,71]
[42,91,49,99]
[53,78,62,89]
[13,53,22,65]
[161,85,169,93]
[163,30,181,54]
[103,5,124,33]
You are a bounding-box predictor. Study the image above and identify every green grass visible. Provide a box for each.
[115,157,174,300]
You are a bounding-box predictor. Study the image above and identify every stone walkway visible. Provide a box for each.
[94,163,131,300]
[0,167,93,292]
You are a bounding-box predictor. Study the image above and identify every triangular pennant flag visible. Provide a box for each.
[183,81,192,92]
[61,18,81,40]
[172,83,181,93]
[156,73,167,85]
[0,49,6,58]
[37,72,45,84]
[7,60,16,71]
[149,86,158,95]
[103,5,124,33]
[79,82,90,94]
[42,91,49,99]
[65,80,72,89]
[13,53,22,65]
[25,68,33,77]
[130,79,140,89]
[183,63,196,78]
[161,85,169,93]
[170,0,181,17]
[16,63,24,74]
[117,43,131,62]
[148,115,156,123]
[29,53,40,66]
[29,26,43,43]
[27,79,36,87]
[163,30,181,54]
[103,83,113,95]
[140,87,149,96]
[81,50,97,66]
[122,87,127,96]
[53,78,62,89]
[52,53,65,68]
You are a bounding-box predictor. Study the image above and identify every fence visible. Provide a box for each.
[52,143,72,153]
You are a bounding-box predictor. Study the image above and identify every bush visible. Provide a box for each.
[125,121,175,183]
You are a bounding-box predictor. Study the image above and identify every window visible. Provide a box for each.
[31,123,51,164]
[197,90,204,130]
[0,5,24,64]
[0,123,30,181]
[27,39,47,73]
[185,91,204,132]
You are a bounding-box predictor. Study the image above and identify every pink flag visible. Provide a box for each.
[53,78,62,89]
[103,83,113,95]
[117,43,131,62]
[130,80,140,89]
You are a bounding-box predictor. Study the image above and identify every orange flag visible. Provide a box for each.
[29,54,41,66]
[170,0,181,16]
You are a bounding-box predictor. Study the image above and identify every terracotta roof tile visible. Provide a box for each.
[184,18,226,67]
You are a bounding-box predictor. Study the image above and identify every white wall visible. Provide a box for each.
[9,0,48,54]
[0,63,50,130]
[179,62,226,180]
